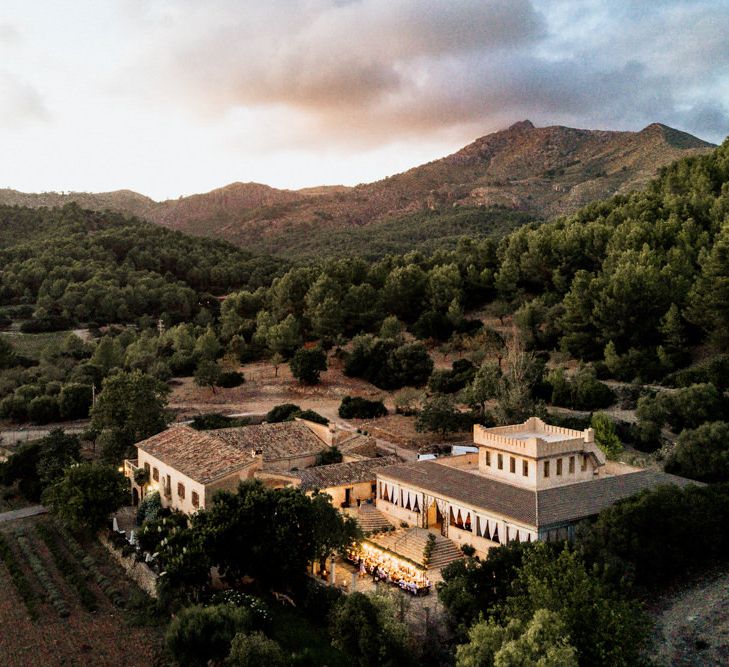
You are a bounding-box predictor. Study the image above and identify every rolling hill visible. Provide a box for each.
[0,121,714,257]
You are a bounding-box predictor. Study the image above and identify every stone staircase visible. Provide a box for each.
[367,527,463,570]
[355,504,394,534]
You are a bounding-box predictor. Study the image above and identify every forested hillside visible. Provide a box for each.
[496,137,729,374]
[215,137,729,380]
[1,139,729,471]
[0,204,286,329]
[2,142,729,662]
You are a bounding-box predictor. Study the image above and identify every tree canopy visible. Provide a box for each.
[42,462,128,532]
[91,369,170,462]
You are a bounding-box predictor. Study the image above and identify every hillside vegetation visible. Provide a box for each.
[0,121,713,257]
[0,204,286,328]
[211,136,729,382]
[2,137,729,483]
[3,136,729,667]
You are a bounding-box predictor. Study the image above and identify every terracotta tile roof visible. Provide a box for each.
[295,456,401,491]
[379,461,538,524]
[137,425,256,484]
[214,421,327,461]
[136,421,329,484]
[378,461,699,528]
[338,434,378,455]
[536,469,699,526]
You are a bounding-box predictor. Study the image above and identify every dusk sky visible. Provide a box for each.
[1,0,728,200]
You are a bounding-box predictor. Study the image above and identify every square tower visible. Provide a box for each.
[473,417,606,490]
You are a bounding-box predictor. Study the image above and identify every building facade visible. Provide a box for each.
[124,419,334,513]
[375,417,696,557]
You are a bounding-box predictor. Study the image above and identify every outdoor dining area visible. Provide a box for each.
[345,542,432,596]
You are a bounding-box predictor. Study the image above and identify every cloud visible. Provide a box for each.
[0,23,20,45]
[121,0,729,147]
[0,70,49,126]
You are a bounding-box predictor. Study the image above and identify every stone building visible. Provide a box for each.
[375,417,696,557]
[286,455,400,507]
[124,419,333,512]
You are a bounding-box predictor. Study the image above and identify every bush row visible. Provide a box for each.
[0,532,39,620]
[56,525,125,607]
[35,522,99,612]
[15,533,70,618]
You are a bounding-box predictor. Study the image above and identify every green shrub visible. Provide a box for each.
[664,354,729,391]
[577,484,729,591]
[218,371,245,388]
[289,347,327,385]
[299,578,343,621]
[208,590,271,629]
[190,413,250,430]
[547,367,615,411]
[338,396,387,419]
[59,383,92,420]
[591,413,623,460]
[227,631,287,667]
[295,409,328,425]
[315,447,342,466]
[428,359,476,394]
[0,394,28,422]
[165,604,253,667]
[136,491,162,526]
[265,403,301,423]
[344,335,433,389]
[636,383,725,433]
[664,421,729,482]
[330,592,412,666]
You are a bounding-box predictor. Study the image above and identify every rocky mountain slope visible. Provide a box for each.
[0,121,714,253]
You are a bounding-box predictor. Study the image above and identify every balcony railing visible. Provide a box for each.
[124,459,140,478]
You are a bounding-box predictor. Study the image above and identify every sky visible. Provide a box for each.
[1,0,728,200]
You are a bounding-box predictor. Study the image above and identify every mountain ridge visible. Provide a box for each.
[0,121,715,253]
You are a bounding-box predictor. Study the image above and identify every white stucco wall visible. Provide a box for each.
[138,449,260,513]
[376,497,423,526]
[376,474,538,555]
[204,465,259,507]
[138,450,207,514]
[478,448,597,489]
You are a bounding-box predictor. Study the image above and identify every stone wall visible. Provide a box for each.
[99,534,159,599]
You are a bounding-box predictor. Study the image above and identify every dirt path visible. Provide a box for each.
[0,505,47,523]
[0,424,87,447]
[651,569,729,666]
